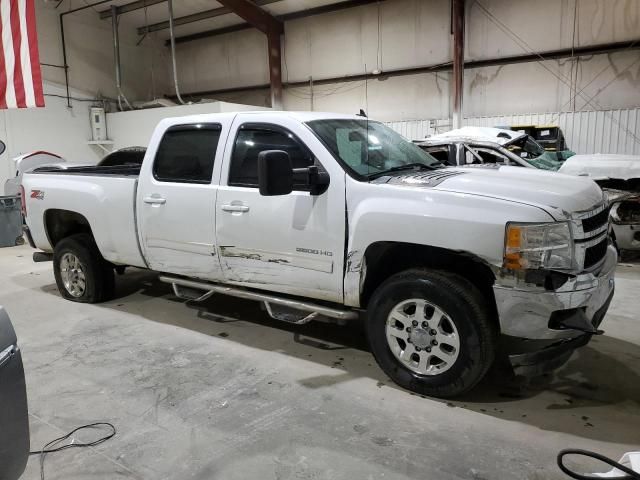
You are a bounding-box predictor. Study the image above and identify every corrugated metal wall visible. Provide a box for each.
[386,108,640,155]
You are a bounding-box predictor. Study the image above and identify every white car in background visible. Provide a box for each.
[4,151,67,196]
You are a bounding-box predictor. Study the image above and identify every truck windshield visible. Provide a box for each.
[307,119,441,179]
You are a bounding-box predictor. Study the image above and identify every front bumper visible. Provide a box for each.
[505,289,613,376]
[493,245,617,341]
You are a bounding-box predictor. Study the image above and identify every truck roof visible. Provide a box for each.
[156,110,366,129]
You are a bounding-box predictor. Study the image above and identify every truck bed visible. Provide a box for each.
[22,170,146,268]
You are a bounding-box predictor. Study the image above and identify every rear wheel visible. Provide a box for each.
[53,234,115,303]
[367,269,495,398]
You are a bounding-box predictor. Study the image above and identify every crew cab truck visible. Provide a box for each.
[22,112,616,398]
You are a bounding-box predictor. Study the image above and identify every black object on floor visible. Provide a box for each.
[29,422,116,480]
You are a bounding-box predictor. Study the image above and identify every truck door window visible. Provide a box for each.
[229,124,315,189]
[153,124,221,184]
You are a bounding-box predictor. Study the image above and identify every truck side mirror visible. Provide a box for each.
[258,150,293,196]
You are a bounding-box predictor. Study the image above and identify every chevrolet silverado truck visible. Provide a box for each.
[21,112,616,398]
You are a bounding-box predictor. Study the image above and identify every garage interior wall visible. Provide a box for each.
[2,0,640,187]
[0,1,169,187]
[177,0,640,120]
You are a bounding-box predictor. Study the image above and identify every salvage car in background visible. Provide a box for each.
[0,307,29,480]
[498,124,575,160]
[418,127,640,254]
[561,155,640,252]
[4,151,65,196]
[22,111,616,398]
[427,127,564,170]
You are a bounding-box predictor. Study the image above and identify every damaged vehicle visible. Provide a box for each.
[423,127,564,170]
[560,155,640,252]
[419,127,640,254]
[497,124,575,160]
[21,112,615,398]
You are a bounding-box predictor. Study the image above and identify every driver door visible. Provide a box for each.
[215,114,346,303]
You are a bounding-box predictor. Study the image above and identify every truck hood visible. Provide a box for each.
[558,154,640,180]
[379,166,604,215]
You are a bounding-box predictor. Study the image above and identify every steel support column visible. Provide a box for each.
[216,0,284,108]
[451,0,465,129]
[267,30,283,109]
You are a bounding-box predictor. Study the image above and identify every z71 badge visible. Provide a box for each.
[30,190,44,200]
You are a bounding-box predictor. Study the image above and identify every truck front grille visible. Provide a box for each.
[571,202,610,271]
[582,208,609,234]
[584,237,609,269]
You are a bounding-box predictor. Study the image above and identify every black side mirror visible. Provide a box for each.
[305,165,330,195]
[258,150,293,196]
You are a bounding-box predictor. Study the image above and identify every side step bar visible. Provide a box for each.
[159,276,359,324]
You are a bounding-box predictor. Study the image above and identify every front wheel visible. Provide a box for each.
[367,269,495,398]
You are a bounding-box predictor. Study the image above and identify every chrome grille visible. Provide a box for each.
[582,208,609,234]
[584,238,609,269]
[570,202,610,271]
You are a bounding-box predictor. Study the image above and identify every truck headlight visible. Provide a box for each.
[504,222,573,271]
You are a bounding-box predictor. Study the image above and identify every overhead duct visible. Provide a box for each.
[168,0,187,104]
[111,5,133,110]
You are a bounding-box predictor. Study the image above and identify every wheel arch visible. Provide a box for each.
[359,241,498,318]
[44,209,95,248]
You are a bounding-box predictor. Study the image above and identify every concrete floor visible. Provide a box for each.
[1,244,639,480]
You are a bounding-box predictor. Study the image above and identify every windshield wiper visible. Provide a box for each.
[367,162,439,179]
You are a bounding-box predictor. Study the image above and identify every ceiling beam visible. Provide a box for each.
[215,0,283,35]
[137,0,283,35]
[99,0,167,19]
[169,0,384,45]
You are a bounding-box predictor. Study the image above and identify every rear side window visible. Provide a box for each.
[153,124,221,184]
[229,124,315,188]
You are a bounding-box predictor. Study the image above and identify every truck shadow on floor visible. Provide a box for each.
[42,268,640,444]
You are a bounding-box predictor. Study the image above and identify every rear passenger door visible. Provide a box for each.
[137,120,229,279]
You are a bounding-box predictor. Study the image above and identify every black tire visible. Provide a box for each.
[53,233,115,303]
[367,269,495,398]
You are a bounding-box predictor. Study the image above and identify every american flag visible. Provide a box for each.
[0,0,44,109]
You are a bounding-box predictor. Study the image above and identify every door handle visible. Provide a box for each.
[143,196,166,205]
[221,204,249,213]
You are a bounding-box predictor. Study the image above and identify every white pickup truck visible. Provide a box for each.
[22,111,616,398]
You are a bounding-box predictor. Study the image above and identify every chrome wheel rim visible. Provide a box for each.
[385,298,460,375]
[60,253,86,297]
